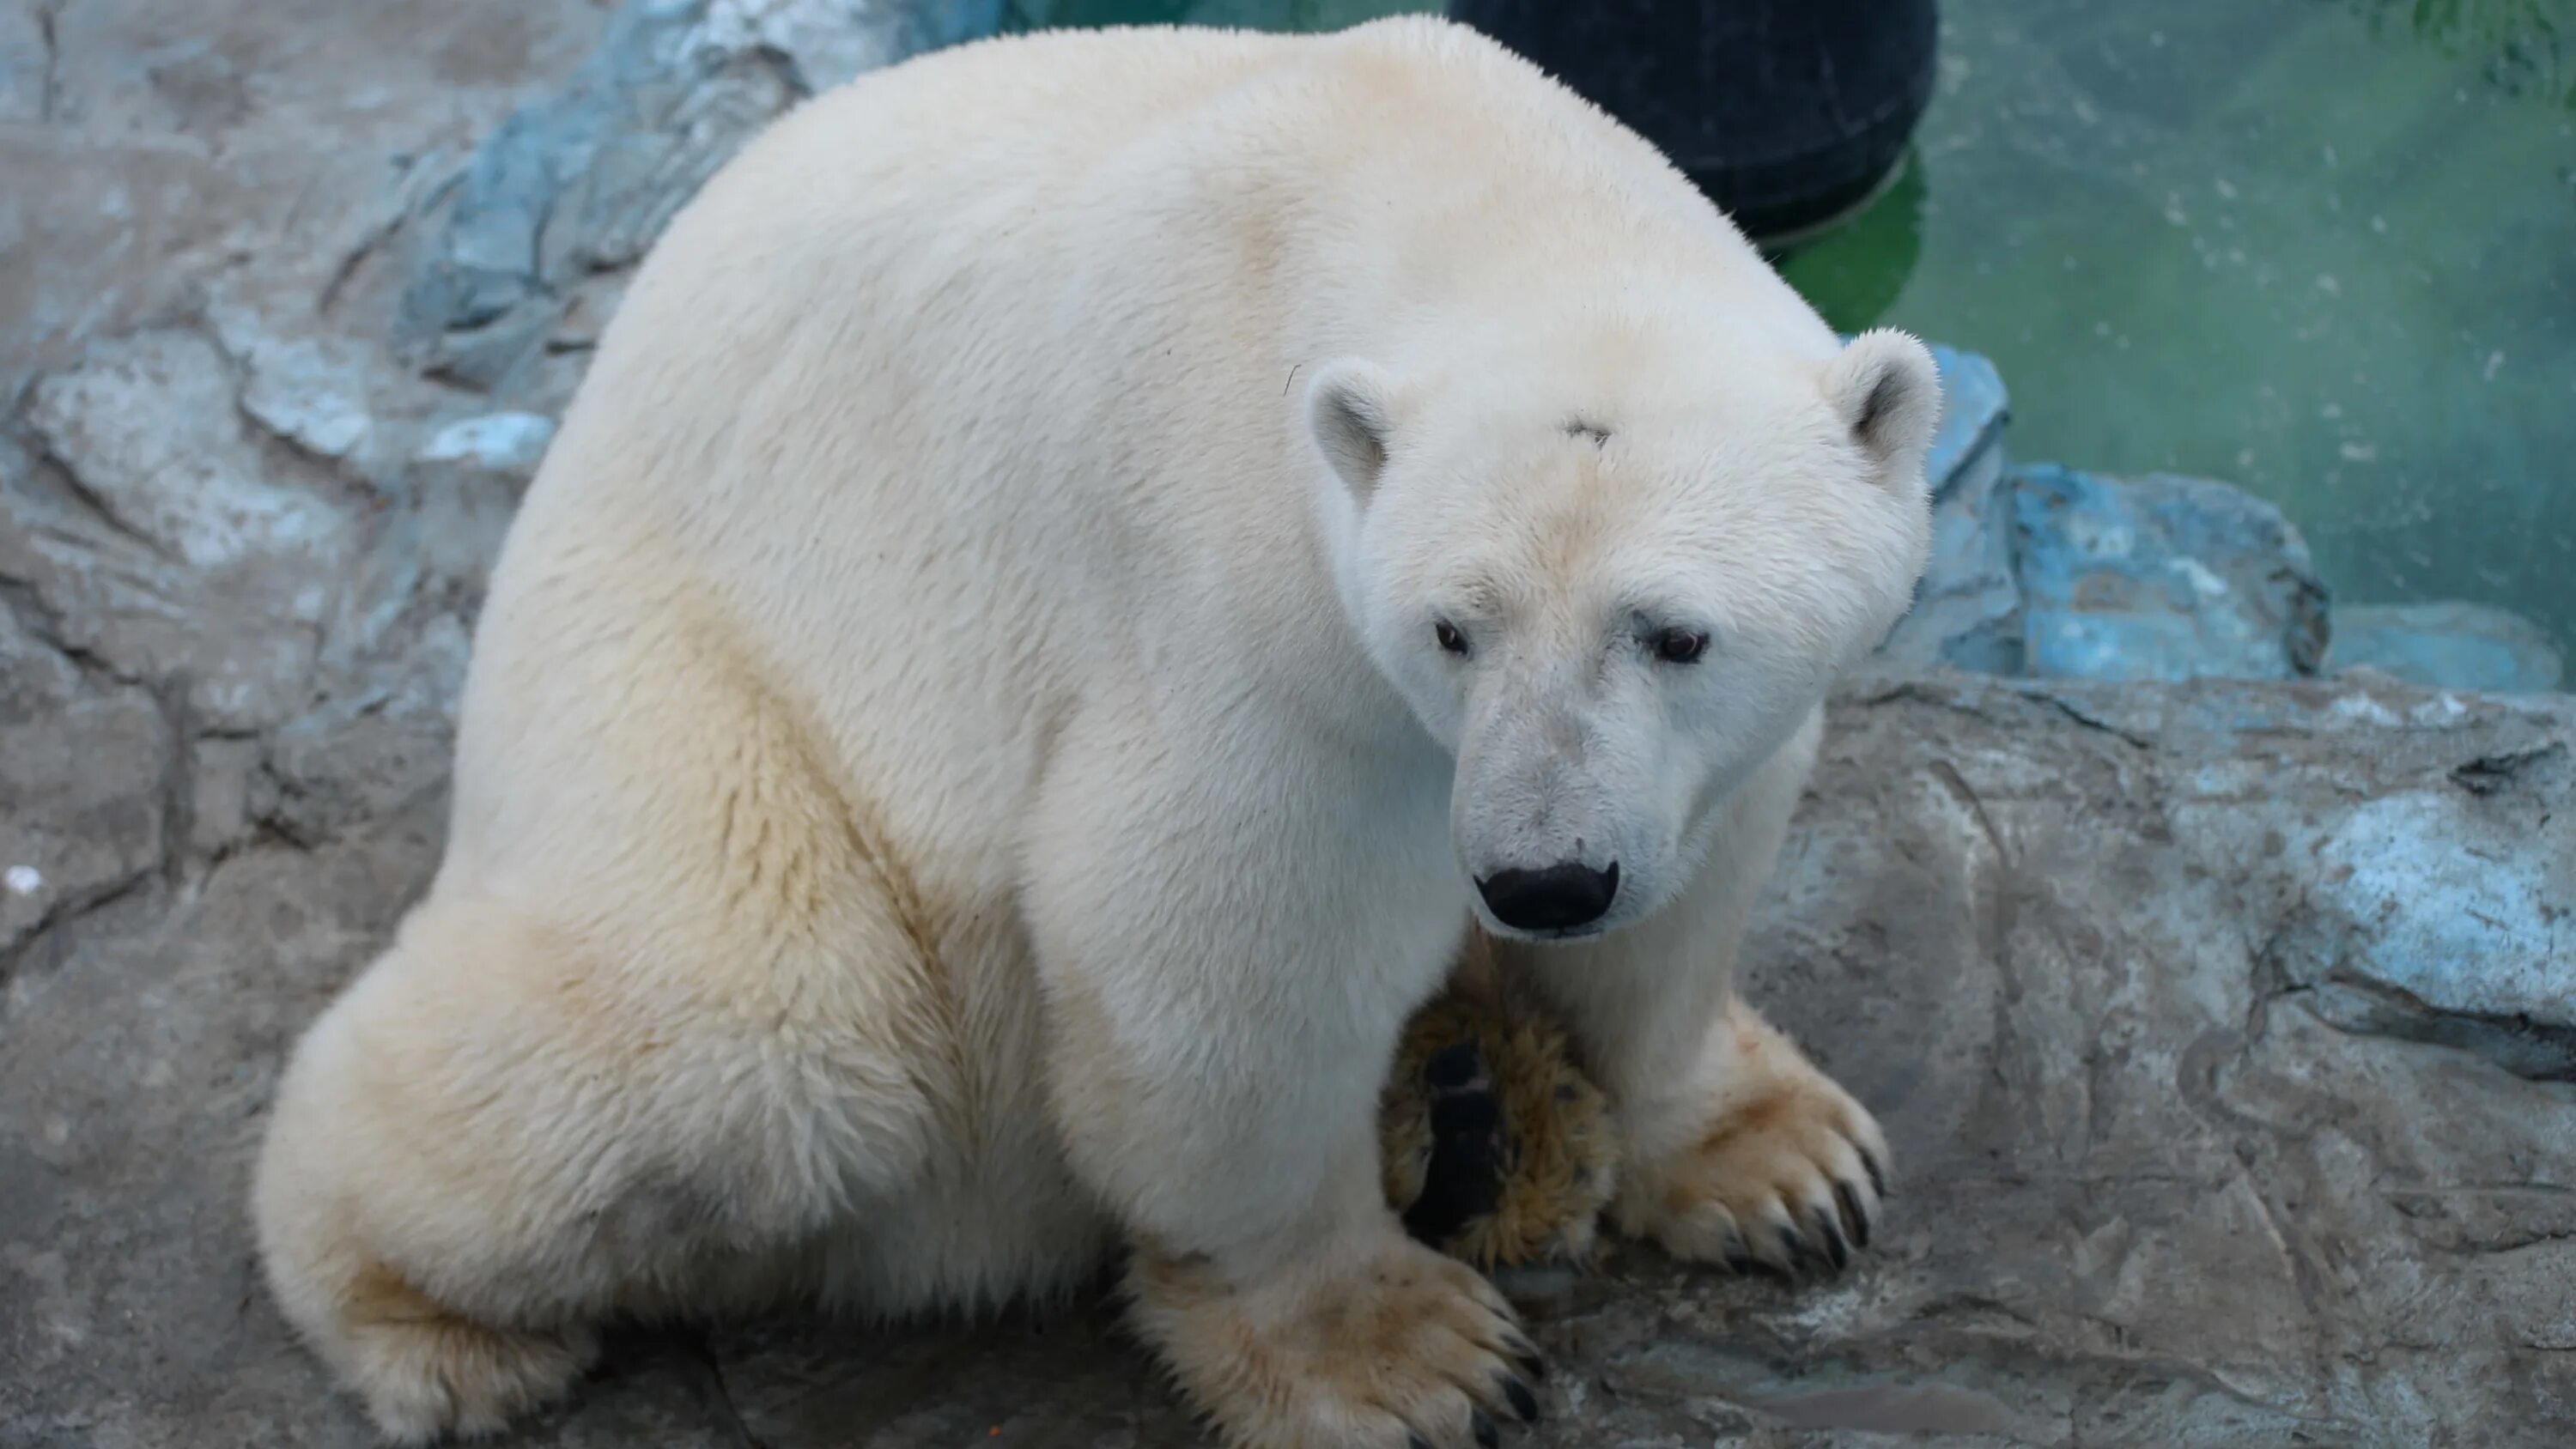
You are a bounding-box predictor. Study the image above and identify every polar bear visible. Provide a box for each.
[252,15,1935,1448]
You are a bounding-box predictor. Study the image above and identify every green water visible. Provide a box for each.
[1012,1,2576,655]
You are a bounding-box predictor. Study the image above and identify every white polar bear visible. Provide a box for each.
[253,15,1936,1448]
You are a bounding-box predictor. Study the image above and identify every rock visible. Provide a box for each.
[692,0,1006,95]
[2009,464,2334,682]
[7,330,357,730]
[1880,371,2465,694]
[1921,344,2010,498]
[398,0,1005,396]
[210,303,384,466]
[264,615,473,847]
[2330,600,2567,694]
[1878,346,2023,675]
[417,410,557,476]
[185,736,265,860]
[0,609,172,962]
[0,3,46,124]
[6,671,2573,1446]
[2281,739,2573,1076]
[26,330,349,571]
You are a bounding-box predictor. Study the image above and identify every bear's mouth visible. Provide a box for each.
[1518,923,1613,943]
[1469,903,1622,944]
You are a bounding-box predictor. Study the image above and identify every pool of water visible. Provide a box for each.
[1012,1,2576,657]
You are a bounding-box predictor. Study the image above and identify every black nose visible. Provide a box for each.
[1476,860,1619,932]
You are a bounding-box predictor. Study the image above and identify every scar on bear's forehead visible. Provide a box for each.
[1561,418,1612,447]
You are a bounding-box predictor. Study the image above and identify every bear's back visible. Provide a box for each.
[459,15,1814,881]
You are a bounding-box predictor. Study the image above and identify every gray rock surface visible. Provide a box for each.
[5,664,2573,1447]
[4,2,2574,1445]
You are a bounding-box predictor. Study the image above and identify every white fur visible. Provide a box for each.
[252,17,1935,1447]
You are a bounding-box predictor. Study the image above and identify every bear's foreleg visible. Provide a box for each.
[1496,707,1890,1276]
[1021,714,1543,1449]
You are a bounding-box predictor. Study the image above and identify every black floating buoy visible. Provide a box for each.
[1448,0,1941,247]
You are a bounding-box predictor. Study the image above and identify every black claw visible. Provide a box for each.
[1811,1204,1850,1272]
[1510,1343,1547,1380]
[1862,1149,1889,1201]
[1836,1180,1871,1250]
[1776,1224,1809,1274]
[1724,1250,1757,1276]
[1410,1435,1435,1449]
[1472,1409,1500,1448]
[1501,1374,1540,1423]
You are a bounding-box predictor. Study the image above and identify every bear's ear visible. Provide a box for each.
[1822,329,1941,483]
[1306,359,1406,502]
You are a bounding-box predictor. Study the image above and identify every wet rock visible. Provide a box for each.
[2009,464,2333,682]
[2330,600,2566,694]
[1876,364,2489,695]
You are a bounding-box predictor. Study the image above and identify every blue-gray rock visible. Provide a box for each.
[1920,343,2008,501]
[2293,749,2575,1076]
[2330,600,2566,694]
[1876,345,2026,673]
[2009,464,2332,682]
[417,410,559,478]
[399,0,1005,392]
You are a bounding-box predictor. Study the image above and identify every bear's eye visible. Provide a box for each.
[1434,620,1469,657]
[1653,627,1709,664]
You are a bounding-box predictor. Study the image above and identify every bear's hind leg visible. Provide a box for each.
[311,1261,598,1444]
[252,894,886,1442]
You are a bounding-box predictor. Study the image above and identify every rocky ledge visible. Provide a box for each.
[4,667,2571,1446]
[3,2,2572,1446]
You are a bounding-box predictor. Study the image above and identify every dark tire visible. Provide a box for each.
[1449,0,1941,246]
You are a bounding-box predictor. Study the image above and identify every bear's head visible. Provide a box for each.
[1304,327,1938,940]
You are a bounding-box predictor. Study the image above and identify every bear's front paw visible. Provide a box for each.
[1128,1231,1545,1449]
[1614,1047,1887,1278]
